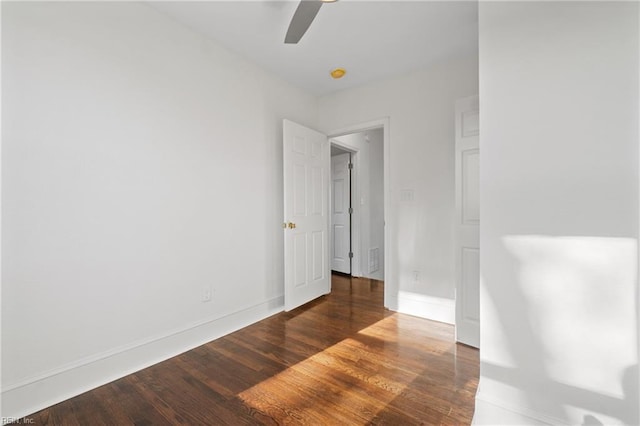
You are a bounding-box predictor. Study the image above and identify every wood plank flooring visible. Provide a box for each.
[25,275,479,425]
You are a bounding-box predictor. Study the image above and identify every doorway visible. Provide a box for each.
[282,118,390,310]
[329,127,385,285]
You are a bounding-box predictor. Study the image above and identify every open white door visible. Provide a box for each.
[283,120,330,311]
[455,95,480,348]
[331,152,351,274]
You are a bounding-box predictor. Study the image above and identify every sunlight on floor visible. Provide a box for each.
[358,313,456,352]
[237,317,420,423]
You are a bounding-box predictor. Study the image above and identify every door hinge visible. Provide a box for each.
[349,252,354,259]
[348,163,353,170]
[348,207,353,215]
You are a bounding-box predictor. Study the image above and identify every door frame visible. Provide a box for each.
[327,118,390,308]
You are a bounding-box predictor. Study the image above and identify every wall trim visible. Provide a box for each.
[473,391,571,426]
[387,292,455,324]
[1,296,284,423]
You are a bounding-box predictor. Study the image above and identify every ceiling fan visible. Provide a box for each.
[285,0,337,44]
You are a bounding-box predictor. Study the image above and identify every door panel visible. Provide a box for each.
[455,95,480,348]
[284,120,330,311]
[294,233,307,287]
[331,152,351,274]
[293,164,307,216]
[461,247,480,323]
[311,167,323,215]
[462,150,480,224]
[312,231,324,280]
[333,225,345,262]
[334,178,345,213]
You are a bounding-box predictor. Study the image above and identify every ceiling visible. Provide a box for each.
[150,1,478,96]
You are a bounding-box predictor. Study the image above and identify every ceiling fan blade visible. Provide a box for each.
[285,0,323,44]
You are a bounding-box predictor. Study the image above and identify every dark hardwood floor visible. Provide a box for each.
[26,275,479,425]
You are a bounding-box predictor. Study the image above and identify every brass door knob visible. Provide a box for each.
[288,222,296,229]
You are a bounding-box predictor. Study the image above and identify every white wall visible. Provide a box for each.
[319,55,479,323]
[1,2,317,419]
[476,2,639,425]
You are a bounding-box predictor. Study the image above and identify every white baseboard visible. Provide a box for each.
[473,392,570,426]
[1,296,284,424]
[387,291,455,324]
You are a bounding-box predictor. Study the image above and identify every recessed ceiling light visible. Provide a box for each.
[330,68,346,79]
[321,0,339,3]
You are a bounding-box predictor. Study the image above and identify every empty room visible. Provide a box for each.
[2,1,639,425]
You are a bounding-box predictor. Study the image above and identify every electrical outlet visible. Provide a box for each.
[202,285,212,303]
[413,271,420,282]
